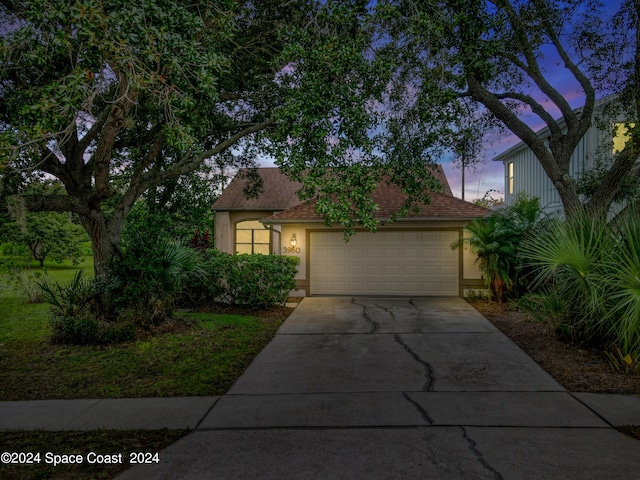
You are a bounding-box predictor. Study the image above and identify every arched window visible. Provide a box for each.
[235,220,270,254]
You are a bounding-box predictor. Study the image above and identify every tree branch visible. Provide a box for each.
[76,107,110,156]
[113,121,165,150]
[136,118,274,194]
[1,194,91,217]
[585,146,639,215]
[494,91,562,137]
[120,132,168,210]
[531,0,596,123]
[466,74,560,178]
[497,0,579,129]
[198,118,274,161]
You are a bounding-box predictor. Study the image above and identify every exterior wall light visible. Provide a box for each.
[290,233,297,247]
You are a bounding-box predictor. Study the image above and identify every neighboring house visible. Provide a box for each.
[213,167,489,297]
[493,95,628,215]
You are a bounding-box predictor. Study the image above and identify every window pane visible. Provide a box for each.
[508,162,514,194]
[236,244,252,254]
[237,220,264,230]
[254,244,270,255]
[235,220,270,255]
[236,230,252,243]
[613,123,634,154]
[253,230,270,243]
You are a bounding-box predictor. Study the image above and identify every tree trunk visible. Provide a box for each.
[78,210,124,278]
[553,177,586,220]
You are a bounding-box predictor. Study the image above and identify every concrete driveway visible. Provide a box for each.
[120,297,640,479]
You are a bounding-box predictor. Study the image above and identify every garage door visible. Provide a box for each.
[310,230,459,296]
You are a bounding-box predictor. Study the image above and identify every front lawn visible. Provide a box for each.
[0,305,289,400]
[0,261,292,479]
[0,255,291,400]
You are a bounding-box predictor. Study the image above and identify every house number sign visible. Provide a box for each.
[283,246,301,254]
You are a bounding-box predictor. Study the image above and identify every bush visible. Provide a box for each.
[194,251,299,309]
[102,234,206,325]
[454,193,542,302]
[522,214,610,346]
[38,270,92,317]
[38,270,136,345]
[522,208,640,359]
[2,268,49,303]
[50,313,99,345]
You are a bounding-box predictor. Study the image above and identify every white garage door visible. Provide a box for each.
[310,230,459,296]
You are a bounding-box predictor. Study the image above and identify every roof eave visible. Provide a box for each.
[261,215,487,225]
[212,207,286,212]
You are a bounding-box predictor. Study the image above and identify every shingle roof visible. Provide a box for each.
[260,185,490,223]
[212,166,489,221]
[212,168,303,211]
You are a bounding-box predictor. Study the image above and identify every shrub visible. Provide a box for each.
[454,193,542,302]
[3,268,49,303]
[522,209,640,360]
[50,313,99,345]
[188,230,211,253]
[601,209,640,355]
[102,234,206,325]
[521,214,610,346]
[38,270,92,317]
[38,270,136,345]
[200,251,299,309]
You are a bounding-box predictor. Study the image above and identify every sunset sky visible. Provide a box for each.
[438,0,626,201]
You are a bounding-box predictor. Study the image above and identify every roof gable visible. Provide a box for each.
[213,165,488,221]
[212,168,303,211]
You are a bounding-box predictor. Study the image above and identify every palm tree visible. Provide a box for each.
[454,216,519,302]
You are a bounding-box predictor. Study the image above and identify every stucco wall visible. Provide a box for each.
[462,230,483,280]
[213,211,232,253]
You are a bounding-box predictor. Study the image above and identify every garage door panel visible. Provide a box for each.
[310,231,459,296]
[440,265,458,276]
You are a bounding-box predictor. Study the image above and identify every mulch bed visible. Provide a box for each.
[470,300,640,394]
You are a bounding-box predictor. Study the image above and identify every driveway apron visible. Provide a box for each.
[119,297,640,479]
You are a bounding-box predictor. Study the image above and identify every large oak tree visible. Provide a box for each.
[1,0,450,279]
[379,0,640,218]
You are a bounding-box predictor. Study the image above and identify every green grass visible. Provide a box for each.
[0,297,50,343]
[0,429,187,480]
[0,256,94,299]
[0,261,284,400]
[0,255,291,478]
[0,256,288,400]
[0,310,284,400]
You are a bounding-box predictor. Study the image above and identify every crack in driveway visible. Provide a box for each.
[374,303,395,323]
[461,427,504,480]
[402,392,434,425]
[351,298,379,333]
[394,334,436,391]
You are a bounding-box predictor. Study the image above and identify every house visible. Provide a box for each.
[493,96,628,215]
[212,167,490,297]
